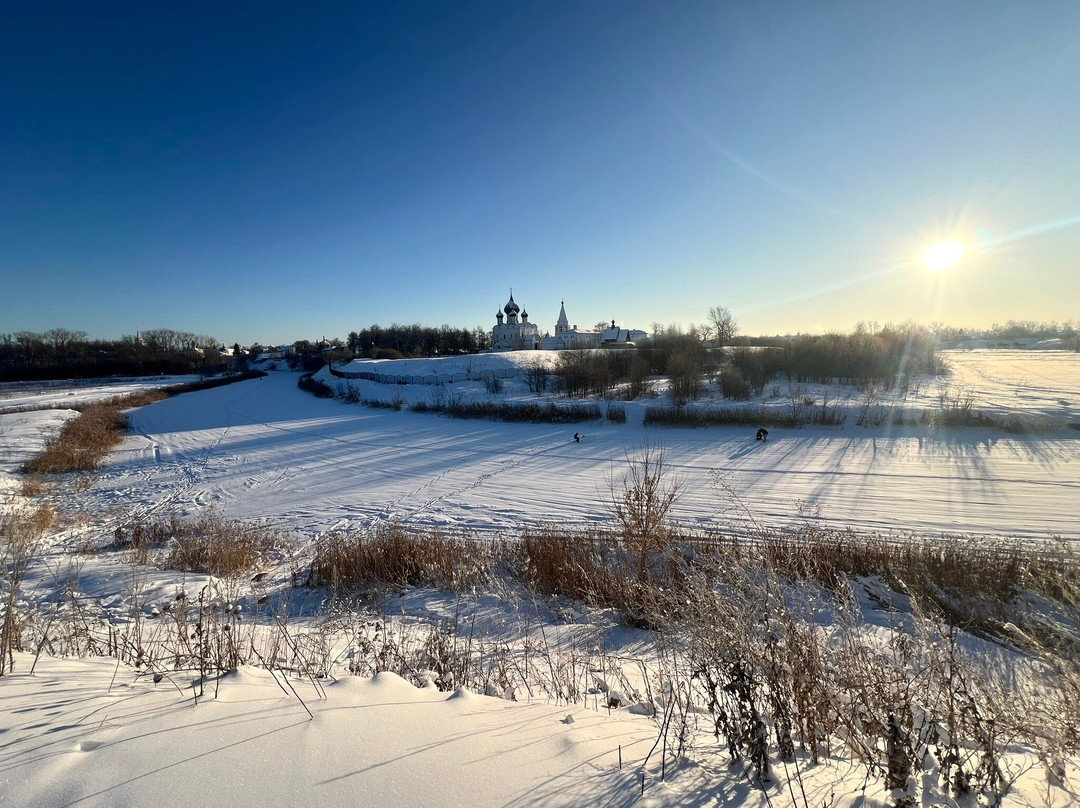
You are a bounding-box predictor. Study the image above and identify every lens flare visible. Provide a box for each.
[923,240,965,271]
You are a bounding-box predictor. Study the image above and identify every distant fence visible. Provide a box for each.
[327,365,517,386]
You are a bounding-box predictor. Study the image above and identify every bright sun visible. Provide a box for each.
[923,239,965,271]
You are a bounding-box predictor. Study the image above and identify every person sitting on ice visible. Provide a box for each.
[756,428,769,442]
[573,432,581,443]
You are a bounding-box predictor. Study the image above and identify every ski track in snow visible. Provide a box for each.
[51,368,1076,542]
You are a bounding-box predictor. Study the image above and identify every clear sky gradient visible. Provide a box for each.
[3,1,1078,345]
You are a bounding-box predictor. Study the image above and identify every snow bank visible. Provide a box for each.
[0,653,662,808]
[336,351,560,380]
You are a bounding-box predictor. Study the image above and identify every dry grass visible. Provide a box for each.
[114,512,283,576]
[1,504,58,542]
[165,510,687,627]
[22,402,128,474]
[656,563,1045,799]
[21,391,167,475]
[521,527,628,602]
[18,373,265,477]
[308,524,493,592]
[305,517,1080,802]
[112,513,183,565]
[18,475,47,497]
[644,404,803,428]
[164,513,282,576]
[9,499,1079,803]
[517,520,1080,669]
[1,505,57,673]
[519,526,681,628]
[410,399,602,423]
[714,527,1080,648]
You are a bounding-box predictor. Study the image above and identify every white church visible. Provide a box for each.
[491,292,647,352]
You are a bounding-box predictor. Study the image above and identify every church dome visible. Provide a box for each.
[503,293,520,316]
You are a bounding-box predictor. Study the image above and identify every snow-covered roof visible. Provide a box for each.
[601,327,632,343]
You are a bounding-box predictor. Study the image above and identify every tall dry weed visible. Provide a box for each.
[308,524,491,592]
[1,505,56,674]
[165,512,282,576]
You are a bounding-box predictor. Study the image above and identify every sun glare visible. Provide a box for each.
[923,240,965,271]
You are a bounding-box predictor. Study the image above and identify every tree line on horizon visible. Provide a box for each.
[929,319,1078,347]
[5,317,1075,384]
[0,329,230,382]
[344,323,492,358]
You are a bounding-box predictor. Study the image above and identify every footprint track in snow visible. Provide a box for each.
[402,438,569,521]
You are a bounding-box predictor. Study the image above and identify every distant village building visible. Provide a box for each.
[541,301,601,350]
[491,292,648,352]
[598,320,648,348]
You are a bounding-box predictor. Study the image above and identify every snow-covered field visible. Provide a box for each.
[0,374,198,413]
[50,353,1073,543]
[1,351,1078,620]
[942,350,1080,419]
[2,352,1079,807]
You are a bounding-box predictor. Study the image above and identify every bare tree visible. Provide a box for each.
[708,306,739,346]
[667,345,703,405]
[44,328,88,364]
[13,332,45,367]
[610,443,682,581]
[522,357,550,395]
[472,326,491,351]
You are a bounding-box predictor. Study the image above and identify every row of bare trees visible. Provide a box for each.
[649,305,739,348]
[930,319,1079,348]
[0,328,228,381]
[524,333,718,404]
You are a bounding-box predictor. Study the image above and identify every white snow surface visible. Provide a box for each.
[0,375,198,413]
[0,410,78,500]
[2,353,1080,807]
[337,350,561,378]
[10,651,1071,808]
[942,349,1080,419]
[0,654,667,808]
[74,362,1079,541]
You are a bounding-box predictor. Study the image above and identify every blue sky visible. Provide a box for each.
[3,1,1078,345]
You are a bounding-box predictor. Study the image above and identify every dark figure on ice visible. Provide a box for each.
[756,428,769,442]
[573,432,581,443]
